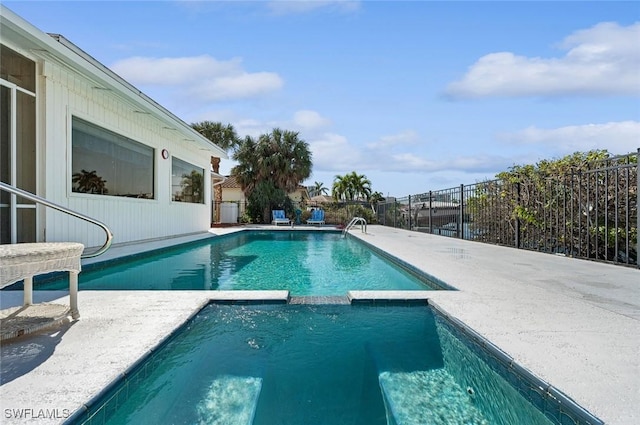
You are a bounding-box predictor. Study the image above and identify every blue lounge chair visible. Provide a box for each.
[306,209,325,226]
[271,210,290,226]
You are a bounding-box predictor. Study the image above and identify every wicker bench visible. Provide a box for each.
[0,242,84,319]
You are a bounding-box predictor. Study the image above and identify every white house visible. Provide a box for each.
[0,6,227,250]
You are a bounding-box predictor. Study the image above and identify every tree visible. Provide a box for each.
[467,149,637,263]
[332,171,373,220]
[369,191,385,213]
[72,169,108,194]
[310,181,328,197]
[232,128,312,223]
[191,121,240,221]
[191,121,240,153]
[180,170,204,203]
[332,171,371,202]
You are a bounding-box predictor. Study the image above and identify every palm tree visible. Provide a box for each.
[333,171,373,220]
[310,181,328,197]
[348,171,372,202]
[181,170,204,203]
[232,128,312,222]
[369,191,385,213]
[332,171,371,202]
[332,174,350,202]
[191,121,239,153]
[232,135,259,196]
[72,169,108,194]
[191,121,240,221]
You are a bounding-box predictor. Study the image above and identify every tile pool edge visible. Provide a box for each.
[63,291,290,425]
[348,290,432,303]
[346,233,456,290]
[63,291,604,425]
[427,300,605,425]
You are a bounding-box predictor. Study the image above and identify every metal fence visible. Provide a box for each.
[377,150,639,267]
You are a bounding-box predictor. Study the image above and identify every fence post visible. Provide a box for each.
[394,201,397,228]
[408,195,412,230]
[459,184,464,239]
[515,182,521,249]
[429,191,433,234]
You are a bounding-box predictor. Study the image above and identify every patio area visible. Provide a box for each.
[0,225,638,424]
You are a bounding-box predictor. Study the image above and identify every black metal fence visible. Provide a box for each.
[377,150,639,267]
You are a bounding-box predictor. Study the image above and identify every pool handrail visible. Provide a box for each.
[342,217,367,237]
[0,181,113,258]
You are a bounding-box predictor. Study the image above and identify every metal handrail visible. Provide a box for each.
[0,182,113,258]
[342,217,367,237]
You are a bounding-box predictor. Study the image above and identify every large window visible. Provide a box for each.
[72,117,154,198]
[172,157,204,204]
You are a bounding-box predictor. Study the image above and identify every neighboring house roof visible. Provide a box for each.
[220,175,309,194]
[0,5,227,159]
[308,195,334,204]
[413,201,460,209]
[220,175,242,189]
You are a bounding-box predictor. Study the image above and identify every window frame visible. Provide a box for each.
[70,116,155,200]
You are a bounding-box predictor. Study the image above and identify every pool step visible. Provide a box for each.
[196,375,262,425]
[378,369,488,425]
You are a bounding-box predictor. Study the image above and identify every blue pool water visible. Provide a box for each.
[32,231,439,295]
[73,304,558,425]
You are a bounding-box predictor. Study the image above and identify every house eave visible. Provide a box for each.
[0,5,228,159]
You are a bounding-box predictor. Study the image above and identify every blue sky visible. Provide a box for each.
[6,1,640,197]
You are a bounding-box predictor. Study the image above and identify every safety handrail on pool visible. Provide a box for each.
[342,217,367,238]
[0,181,113,258]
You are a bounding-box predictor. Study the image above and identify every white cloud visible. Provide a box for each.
[110,55,283,102]
[382,153,508,174]
[309,131,510,175]
[234,118,273,139]
[293,110,332,130]
[445,22,640,99]
[498,121,640,155]
[192,72,283,101]
[366,131,419,149]
[309,133,363,171]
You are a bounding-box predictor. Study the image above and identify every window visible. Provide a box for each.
[172,157,204,204]
[1,44,36,92]
[71,117,154,198]
[1,45,37,243]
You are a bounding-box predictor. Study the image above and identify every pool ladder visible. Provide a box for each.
[342,217,367,238]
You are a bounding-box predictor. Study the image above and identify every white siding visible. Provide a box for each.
[40,61,212,248]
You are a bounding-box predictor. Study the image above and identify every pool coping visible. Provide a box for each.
[63,291,603,425]
[1,226,638,424]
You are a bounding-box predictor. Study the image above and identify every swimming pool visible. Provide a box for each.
[68,302,583,425]
[30,231,443,295]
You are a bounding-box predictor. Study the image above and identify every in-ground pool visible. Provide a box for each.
[29,231,442,295]
[70,303,591,425]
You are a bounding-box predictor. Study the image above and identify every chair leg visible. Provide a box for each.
[69,271,80,319]
[23,276,33,306]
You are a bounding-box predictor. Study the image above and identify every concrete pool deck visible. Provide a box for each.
[0,225,638,424]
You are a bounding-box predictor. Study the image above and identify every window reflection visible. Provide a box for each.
[71,117,154,198]
[172,157,204,204]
